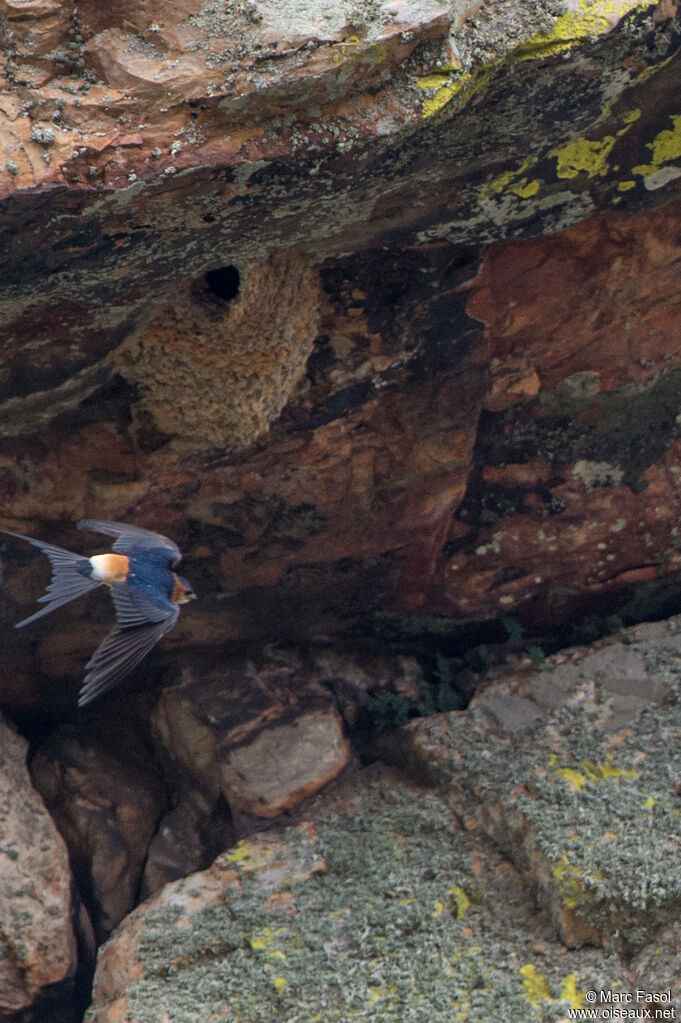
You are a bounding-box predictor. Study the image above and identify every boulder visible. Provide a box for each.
[0,714,77,1021]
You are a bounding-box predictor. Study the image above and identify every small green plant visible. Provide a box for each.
[526,645,546,669]
[365,690,411,732]
[463,644,497,674]
[563,614,625,646]
[416,654,464,717]
[433,651,452,685]
[364,653,465,731]
[501,615,524,642]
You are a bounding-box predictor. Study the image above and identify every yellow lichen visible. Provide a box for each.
[367,984,397,1006]
[448,885,472,919]
[417,64,495,119]
[416,72,470,118]
[553,135,617,179]
[632,50,677,88]
[419,2,650,121]
[250,925,278,951]
[649,116,681,163]
[521,0,651,59]
[551,105,642,183]
[556,758,638,790]
[225,840,275,866]
[619,108,641,128]
[556,767,587,790]
[554,857,585,908]
[514,177,541,198]
[561,974,585,1010]
[520,965,552,1005]
[581,760,638,781]
[480,157,541,201]
[521,964,587,1009]
[250,924,290,990]
[632,114,681,179]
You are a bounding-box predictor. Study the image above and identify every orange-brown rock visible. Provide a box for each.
[0,714,77,1020]
[4,1,681,1019]
[30,717,167,939]
[87,822,328,1023]
[430,203,681,627]
[1,4,681,705]
[153,653,352,819]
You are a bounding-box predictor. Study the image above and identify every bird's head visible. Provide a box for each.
[173,574,196,604]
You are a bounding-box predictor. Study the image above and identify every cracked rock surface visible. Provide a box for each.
[85,618,681,1021]
[2,1,681,1020]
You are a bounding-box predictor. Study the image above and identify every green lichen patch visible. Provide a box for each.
[511,710,681,943]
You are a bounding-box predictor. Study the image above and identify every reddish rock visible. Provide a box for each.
[30,719,167,939]
[88,822,327,1023]
[1,6,681,703]
[3,1,681,1018]
[153,654,352,820]
[0,714,77,1019]
[466,208,681,395]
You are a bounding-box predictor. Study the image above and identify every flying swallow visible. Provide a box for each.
[0,519,195,706]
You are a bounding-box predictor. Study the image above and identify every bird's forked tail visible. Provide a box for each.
[0,529,101,628]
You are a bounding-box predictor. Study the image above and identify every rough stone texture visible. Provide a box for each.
[139,791,235,902]
[85,766,632,1023]
[152,653,352,818]
[3,2,681,1017]
[435,205,681,627]
[29,717,167,940]
[80,617,681,1019]
[1,3,681,710]
[115,248,320,447]
[22,649,423,964]
[0,714,77,1022]
[381,614,681,954]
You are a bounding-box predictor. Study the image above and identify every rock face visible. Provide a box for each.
[3,1,681,1019]
[1,2,681,695]
[0,715,77,1022]
[383,615,681,953]
[86,618,681,1021]
[153,654,351,819]
[30,718,167,940]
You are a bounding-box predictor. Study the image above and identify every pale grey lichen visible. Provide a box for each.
[114,776,626,1023]
[30,125,56,146]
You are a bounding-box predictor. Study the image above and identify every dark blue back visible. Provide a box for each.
[128,549,176,602]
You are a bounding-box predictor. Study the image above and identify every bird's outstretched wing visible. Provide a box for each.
[78,581,179,705]
[0,529,101,627]
[77,519,181,562]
